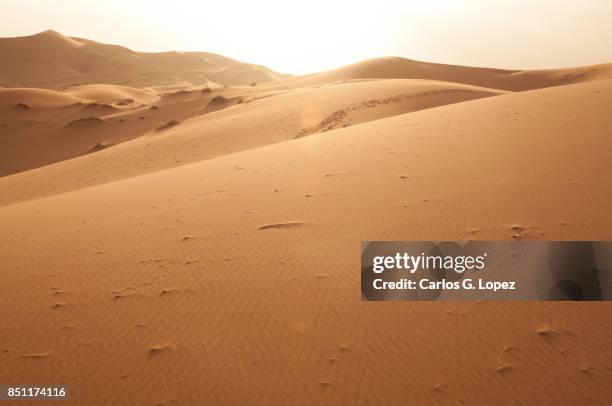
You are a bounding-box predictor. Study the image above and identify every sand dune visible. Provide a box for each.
[0,30,285,89]
[275,56,612,91]
[0,87,84,107]
[0,77,611,404]
[62,84,160,105]
[3,30,611,94]
[0,83,237,176]
[1,30,611,405]
[0,79,504,202]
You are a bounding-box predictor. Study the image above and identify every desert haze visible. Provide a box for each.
[1,30,612,405]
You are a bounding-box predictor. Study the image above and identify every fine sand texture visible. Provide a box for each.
[1,32,611,406]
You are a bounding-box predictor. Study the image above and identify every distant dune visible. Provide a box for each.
[0,87,83,106]
[62,84,160,104]
[275,56,612,91]
[0,30,285,88]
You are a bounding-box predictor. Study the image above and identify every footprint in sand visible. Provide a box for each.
[21,352,52,359]
[159,288,180,297]
[257,222,308,230]
[147,344,172,359]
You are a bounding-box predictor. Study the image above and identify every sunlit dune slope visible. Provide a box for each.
[275,56,612,91]
[0,30,284,88]
[0,87,84,107]
[62,84,160,104]
[0,80,611,405]
[0,79,504,201]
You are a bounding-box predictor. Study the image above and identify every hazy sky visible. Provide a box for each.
[1,0,611,74]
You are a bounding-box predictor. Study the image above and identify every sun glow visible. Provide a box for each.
[2,0,611,74]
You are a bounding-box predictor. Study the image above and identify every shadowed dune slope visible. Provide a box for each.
[0,84,165,175]
[0,30,285,88]
[0,80,611,405]
[275,56,612,91]
[0,79,505,201]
